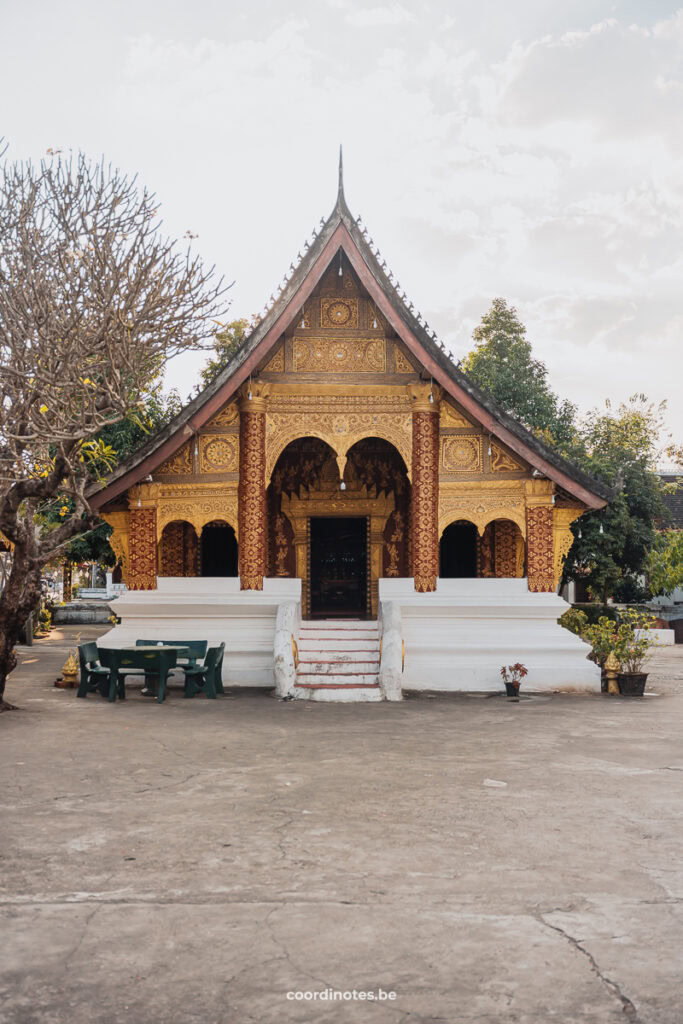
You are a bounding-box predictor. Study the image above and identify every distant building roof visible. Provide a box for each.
[659,473,683,530]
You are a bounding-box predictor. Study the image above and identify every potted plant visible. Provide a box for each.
[582,616,619,692]
[612,609,658,696]
[501,663,528,699]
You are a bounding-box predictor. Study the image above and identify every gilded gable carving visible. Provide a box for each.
[440,402,474,428]
[293,336,385,373]
[262,346,285,373]
[441,435,482,473]
[490,442,524,473]
[394,348,415,373]
[156,443,193,476]
[208,401,239,427]
[199,434,239,473]
[320,297,359,329]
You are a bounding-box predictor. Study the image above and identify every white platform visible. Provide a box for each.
[98,577,301,686]
[97,575,601,697]
[379,578,601,694]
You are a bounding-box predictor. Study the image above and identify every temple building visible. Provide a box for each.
[91,159,610,699]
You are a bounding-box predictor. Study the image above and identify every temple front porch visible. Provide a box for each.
[99,575,600,699]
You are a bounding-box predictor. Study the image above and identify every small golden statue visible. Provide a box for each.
[60,652,79,688]
[604,651,620,696]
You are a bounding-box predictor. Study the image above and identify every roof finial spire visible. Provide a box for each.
[337,144,344,204]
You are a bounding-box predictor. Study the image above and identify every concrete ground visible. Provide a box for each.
[1,627,682,1024]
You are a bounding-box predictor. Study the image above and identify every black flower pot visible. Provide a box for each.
[617,672,647,697]
[504,683,519,697]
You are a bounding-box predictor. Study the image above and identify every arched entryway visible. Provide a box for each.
[268,435,407,618]
[159,520,199,577]
[440,520,478,578]
[439,517,526,578]
[200,520,238,577]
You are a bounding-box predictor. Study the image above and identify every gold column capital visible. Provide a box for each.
[408,381,441,413]
[524,477,554,505]
[239,380,271,413]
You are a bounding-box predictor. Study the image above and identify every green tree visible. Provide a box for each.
[644,529,683,598]
[463,298,577,447]
[464,301,681,602]
[562,396,678,602]
[198,318,251,390]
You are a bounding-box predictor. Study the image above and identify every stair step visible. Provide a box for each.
[294,620,381,701]
[298,661,379,673]
[292,683,382,703]
[298,640,378,651]
[295,682,380,690]
[301,620,377,629]
[296,673,379,686]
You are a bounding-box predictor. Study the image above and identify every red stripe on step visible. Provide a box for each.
[295,683,380,690]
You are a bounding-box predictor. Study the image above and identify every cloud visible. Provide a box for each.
[4,0,680,436]
[345,3,416,27]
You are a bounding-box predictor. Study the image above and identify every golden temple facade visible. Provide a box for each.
[92,167,608,618]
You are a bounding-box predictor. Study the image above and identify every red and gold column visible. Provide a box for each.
[238,382,269,590]
[410,383,440,592]
[128,506,158,590]
[525,480,555,592]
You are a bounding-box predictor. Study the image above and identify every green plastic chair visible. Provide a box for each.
[183,643,225,699]
[76,643,110,699]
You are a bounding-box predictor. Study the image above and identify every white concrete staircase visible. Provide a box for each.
[293,620,382,701]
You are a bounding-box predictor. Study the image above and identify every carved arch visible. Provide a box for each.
[266,424,412,481]
[438,503,526,539]
[156,498,239,540]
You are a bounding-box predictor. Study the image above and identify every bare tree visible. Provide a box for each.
[0,150,228,708]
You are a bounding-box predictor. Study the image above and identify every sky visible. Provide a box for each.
[2,0,682,445]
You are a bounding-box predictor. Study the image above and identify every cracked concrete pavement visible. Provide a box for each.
[1,626,682,1023]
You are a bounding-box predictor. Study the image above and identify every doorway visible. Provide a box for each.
[439,520,478,578]
[309,517,368,618]
[200,521,238,577]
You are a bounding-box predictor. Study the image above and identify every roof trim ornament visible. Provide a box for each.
[337,144,344,205]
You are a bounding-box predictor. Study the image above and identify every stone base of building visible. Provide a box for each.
[97,575,599,697]
[98,577,301,687]
[378,578,601,694]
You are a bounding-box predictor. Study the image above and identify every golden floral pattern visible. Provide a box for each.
[159,521,199,577]
[412,410,439,591]
[441,436,482,472]
[199,434,239,473]
[293,336,385,373]
[320,297,359,329]
[527,505,555,592]
[493,519,519,577]
[238,409,266,590]
[128,508,157,590]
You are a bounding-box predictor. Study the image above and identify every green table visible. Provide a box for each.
[99,646,189,703]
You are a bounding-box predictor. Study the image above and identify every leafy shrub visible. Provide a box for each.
[558,608,588,636]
